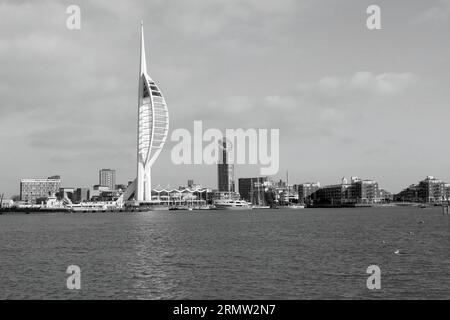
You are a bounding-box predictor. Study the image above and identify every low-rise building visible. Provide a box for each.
[309,183,352,206]
[20,176,61,204]
[394,184,420,202]
[351,179,379,204]
[418,176,444,203]
[395,176,448,203]
[309,176,380,206]
[379,189,393,202]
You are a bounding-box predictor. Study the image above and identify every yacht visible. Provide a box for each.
[252,205,271,209]
[286,203,305,209]
[213,199,253,210]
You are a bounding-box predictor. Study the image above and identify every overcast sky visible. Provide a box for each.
[1,0,450,196]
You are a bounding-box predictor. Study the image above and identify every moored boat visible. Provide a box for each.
[252,205,271,209]
[213,200,253,210]
[286,203,305,209]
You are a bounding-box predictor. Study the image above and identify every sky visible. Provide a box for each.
[1,0,450,196]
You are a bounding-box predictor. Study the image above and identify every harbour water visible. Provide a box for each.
[0,207,449,299]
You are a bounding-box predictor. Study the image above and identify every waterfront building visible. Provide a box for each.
[350,179,379,204]
[444,183,450,200]
[309,176,380,206]
[74,188,90,203]
[394,184,421,202]
[309,183,352,206]
[294,182,321,204]
[379,189,393,202]
[91,185,110,201]
[211,191,240,202]
[218,140,235,192]
[122,22,169,203]
[98,191,121,202]
[394,176,448,204]
[20,176,61,204]
[418,176,444,203]
[238,177,269,205]
[99,169,116,191]
[57,187,75,203]
[150,187,212,206]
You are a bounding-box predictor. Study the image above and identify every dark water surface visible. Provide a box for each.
[0,207,449,299]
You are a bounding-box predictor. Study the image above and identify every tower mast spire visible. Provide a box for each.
[122,22,169,204]
[140,20,147,75]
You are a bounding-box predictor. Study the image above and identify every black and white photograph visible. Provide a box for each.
[0,0,449,310]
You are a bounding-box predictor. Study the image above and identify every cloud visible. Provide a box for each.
[188,71,419,139]
[0,0,448,196]
[416,0,450,23]
[298,72,419,97]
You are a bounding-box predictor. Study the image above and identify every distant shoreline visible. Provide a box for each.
[0,203,440,215]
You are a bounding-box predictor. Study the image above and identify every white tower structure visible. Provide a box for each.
[123,22,169,202]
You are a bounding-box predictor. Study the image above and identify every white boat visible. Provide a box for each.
[213,200,253,210]
[69,203,108,212]
[252,205,271,209]
[286,204,305,209]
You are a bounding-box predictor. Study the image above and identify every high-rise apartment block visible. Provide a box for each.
[99,169,116,191]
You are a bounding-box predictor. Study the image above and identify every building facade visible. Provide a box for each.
[295,182,321,204]
[394,184,420,202]
[309,177,380,206]
[395,176,448,203]
[218,141,235,192]
[74,188,90,203]
[418,176,444,203]
[99,169,116,191]
[379,189,393,202]
[20,177,61,204]
[310,183,352,206]
[351,179,379,204]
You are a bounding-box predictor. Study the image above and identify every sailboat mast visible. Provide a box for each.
[286,171,289,205]
[257,177,260,205]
